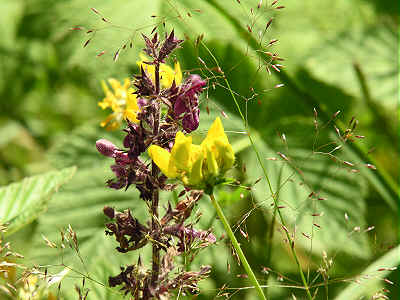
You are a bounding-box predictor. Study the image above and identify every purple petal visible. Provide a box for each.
[174,96,187,116]
[182,108,199,132]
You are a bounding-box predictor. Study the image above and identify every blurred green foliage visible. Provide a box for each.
[0,0,398,299]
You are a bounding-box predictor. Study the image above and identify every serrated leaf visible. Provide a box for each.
[0,167,76,236]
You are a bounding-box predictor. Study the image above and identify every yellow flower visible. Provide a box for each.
[148,117,235,191]
[137,54,182,88]
[98,78,139,130]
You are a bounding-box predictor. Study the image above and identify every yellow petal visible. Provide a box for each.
[148,145,177,178]
[100,114,120,131]
[174,61,182,85]
[201,117,229,147]
[100,114,114,128]
[189,144,202,164]
[170,132,192,171]
[108,78,122,93]
[101,80,110,95]
[188,149,204,186]
[205,145,219,176]
[98,100,109,110]
[160,63,175,88]
[122,78,131,89]
[123,109,138,123]
[126,90,139,111]
[138,54,182,88]
[215,140,235,171]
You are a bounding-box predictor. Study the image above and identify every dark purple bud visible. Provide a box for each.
[123,121,146,158]
[174,96,187,116]
[158,30,184,62]
[103,206,115,219]
[134,66,155,96]
[96,139,117,158]
[107,178,125,190]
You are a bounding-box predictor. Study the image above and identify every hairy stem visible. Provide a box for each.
[209,193,267,300]
[155,63,160,95]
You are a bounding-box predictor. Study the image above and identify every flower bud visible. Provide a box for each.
[96,139,117,158]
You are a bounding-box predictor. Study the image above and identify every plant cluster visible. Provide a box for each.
[95,30,239,299]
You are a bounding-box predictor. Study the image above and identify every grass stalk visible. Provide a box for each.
[201,41,313,300]
[209,193,267,300]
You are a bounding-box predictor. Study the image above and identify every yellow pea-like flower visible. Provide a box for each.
[148,117,234,192]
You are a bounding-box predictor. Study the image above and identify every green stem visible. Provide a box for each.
[264,166,284,297]
[209,193,267,300]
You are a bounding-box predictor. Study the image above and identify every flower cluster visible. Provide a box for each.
[95,30,235,299]
[148,117,234,192]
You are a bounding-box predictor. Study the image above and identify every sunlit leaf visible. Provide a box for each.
[0,167,76,236]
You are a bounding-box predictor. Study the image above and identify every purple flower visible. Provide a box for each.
[96,138,151,194]
[96,139,130,165]
[172,75,206,132]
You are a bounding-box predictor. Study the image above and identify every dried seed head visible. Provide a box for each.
[113,50,120,62]
[91,7,100,15]
[83,39,91,48]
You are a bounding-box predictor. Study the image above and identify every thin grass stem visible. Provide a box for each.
[209,193,267,300]
[201,40,313,300]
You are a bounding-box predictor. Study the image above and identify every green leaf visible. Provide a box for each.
[0,166,76,236]
[305,25,397,110]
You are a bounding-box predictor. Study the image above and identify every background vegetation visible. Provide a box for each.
[0,0,398,299]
